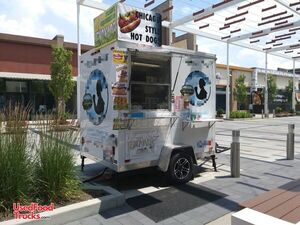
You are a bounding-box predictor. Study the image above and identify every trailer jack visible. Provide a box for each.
[215,143,231,154]
[81,155,86,171]
[197,155,217,172]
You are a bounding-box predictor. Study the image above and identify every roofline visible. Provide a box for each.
[0,33,92,51]
[216,63,253,72]
[253,67,300,77]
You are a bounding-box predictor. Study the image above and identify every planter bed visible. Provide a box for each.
[0,185,124,225]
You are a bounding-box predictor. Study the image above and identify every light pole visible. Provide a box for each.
[264,52,269,117]
[226,42,230,119]
[77,1,81,120]
[292,59,296,112]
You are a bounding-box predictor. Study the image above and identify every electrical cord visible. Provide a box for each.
[82,167,108,183]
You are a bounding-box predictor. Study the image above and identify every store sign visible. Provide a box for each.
[117,4,162,47]
[94,4,118,49]
[94,3,162,48]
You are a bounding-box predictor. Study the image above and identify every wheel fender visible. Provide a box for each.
[158,146,174,172]
[158,145,196,172]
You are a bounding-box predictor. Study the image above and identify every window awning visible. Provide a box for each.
[0,72,77,81]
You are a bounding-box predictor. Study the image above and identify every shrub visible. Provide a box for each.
[289,109,295,114]
[217,108,225,117]
[230,111,252,119]
[0,104,33,216]
[35,123,80,203]
[0,106,81,218]
[275,107,282,114]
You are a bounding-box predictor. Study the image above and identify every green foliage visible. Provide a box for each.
[35,124,80,203]
[267,75,277,103]
[230,111,252,119]
[284,79,293,104]
[275,107,282,114]
[0,105,80,217]
[233,75,247,110]
[0,104,33,215]
[49,46,75,117]
[217,108,225,117]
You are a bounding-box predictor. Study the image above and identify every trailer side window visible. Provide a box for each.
[130,53,170,110]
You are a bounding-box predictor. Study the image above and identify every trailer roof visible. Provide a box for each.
[118,41,217,59]
[77,0,300,62]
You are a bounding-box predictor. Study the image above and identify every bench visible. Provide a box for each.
[232,179,300,225]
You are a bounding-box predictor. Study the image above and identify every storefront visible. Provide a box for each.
[0,33,91,115]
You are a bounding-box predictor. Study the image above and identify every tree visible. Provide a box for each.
[267,75,277,103]
[284,79,293,104]
[49,46,75,119]
[233,74,247,110]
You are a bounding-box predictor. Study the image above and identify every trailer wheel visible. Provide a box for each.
[168,153,193,184]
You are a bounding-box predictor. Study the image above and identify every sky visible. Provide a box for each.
[0,0,299,70]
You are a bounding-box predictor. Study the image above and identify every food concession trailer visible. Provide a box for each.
[79,2,219,183]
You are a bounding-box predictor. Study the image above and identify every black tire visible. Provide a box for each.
[168,153,193,184]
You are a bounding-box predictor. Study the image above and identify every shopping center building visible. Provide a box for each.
[0,32,299,115]
[215,64,300,112]
[0,33,91,114]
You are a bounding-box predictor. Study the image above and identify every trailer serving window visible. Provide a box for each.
[130,53,170,110]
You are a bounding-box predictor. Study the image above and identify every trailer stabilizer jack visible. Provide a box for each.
[211,155,217,172]
[81,155,86,172]
[215,143,231,153]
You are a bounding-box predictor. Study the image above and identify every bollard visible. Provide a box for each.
[261,109,264,119]
[231,130,240,177]
[273,109,275,118]
[287,124,295,160]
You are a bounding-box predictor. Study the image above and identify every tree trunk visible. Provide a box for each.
[57,98,65,120]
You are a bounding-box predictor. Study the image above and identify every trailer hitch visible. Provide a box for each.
[215,143,231,154]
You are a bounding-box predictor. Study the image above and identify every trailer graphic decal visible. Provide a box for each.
[183,71,211,107]
[83,69,109,125]
[126,129,165,159]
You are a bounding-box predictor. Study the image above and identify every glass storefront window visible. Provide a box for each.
[6,81,28,93]
[0,79,5,92]
[32,80,46,93]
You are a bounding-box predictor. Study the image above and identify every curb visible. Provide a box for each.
[1,185,125,225]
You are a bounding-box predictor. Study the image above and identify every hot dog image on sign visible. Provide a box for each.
[118,9,141,33]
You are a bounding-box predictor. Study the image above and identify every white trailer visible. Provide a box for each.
[79,3,218,183]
